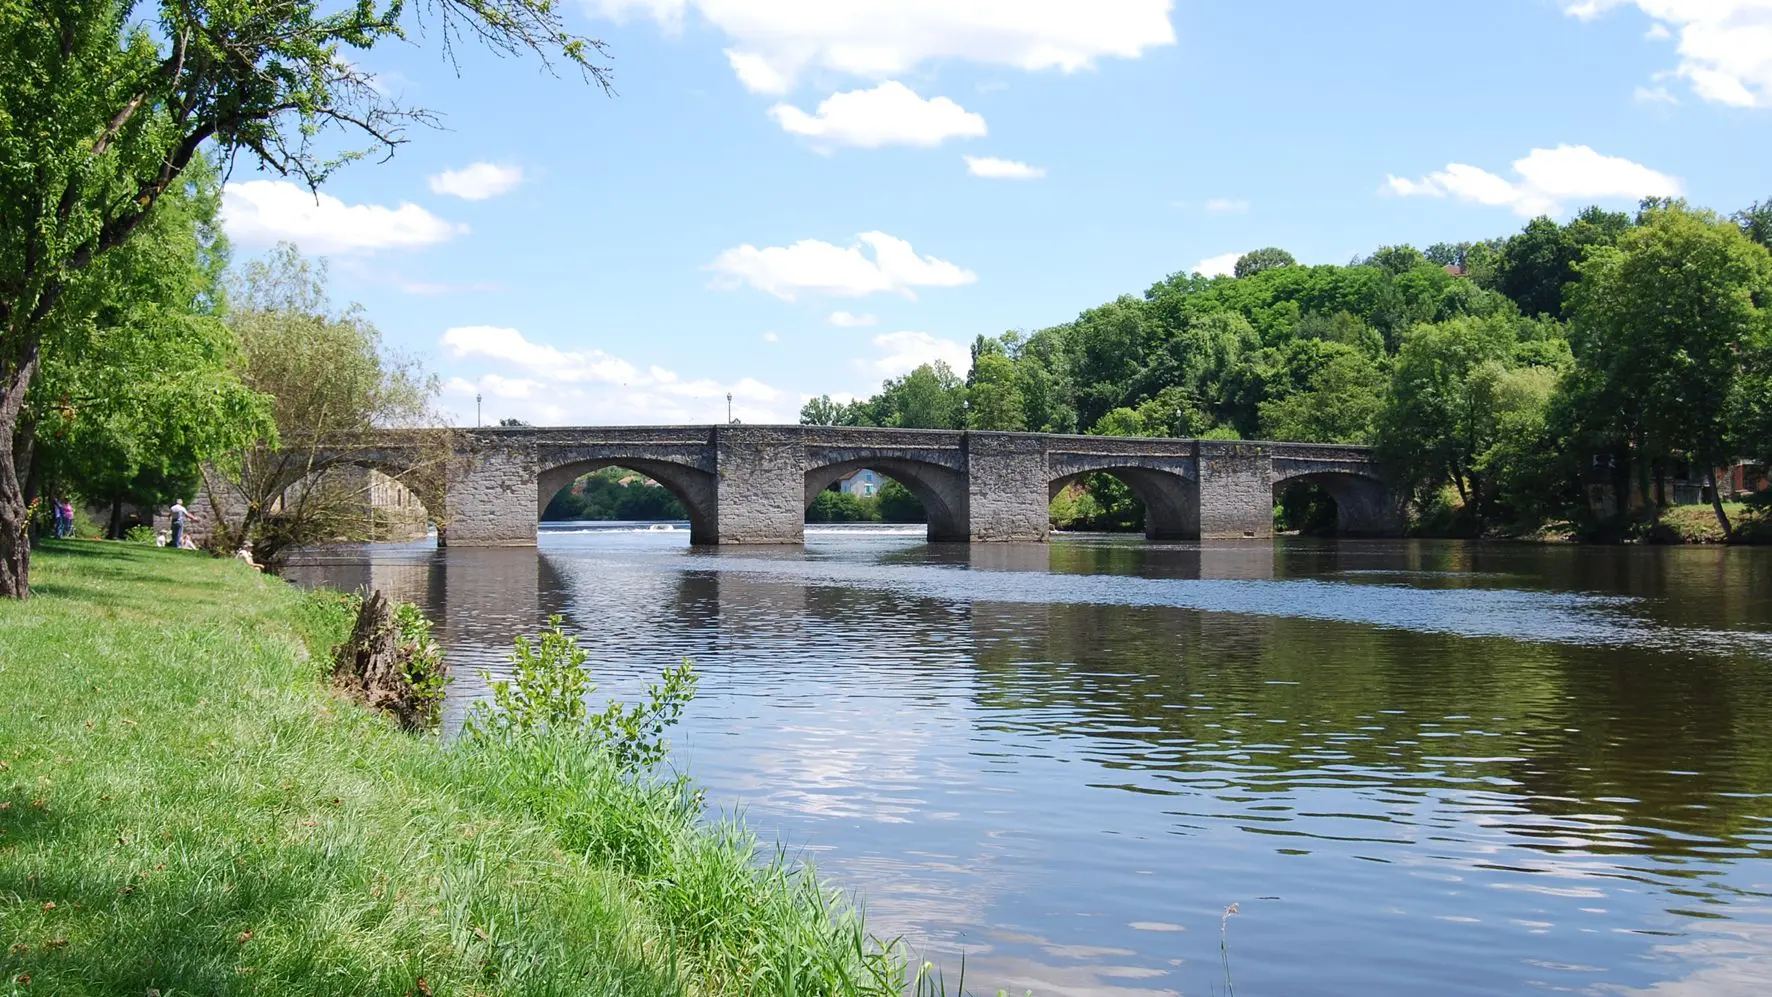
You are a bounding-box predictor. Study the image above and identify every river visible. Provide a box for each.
[285,524,1772,996]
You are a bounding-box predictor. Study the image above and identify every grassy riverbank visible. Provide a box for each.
[0,544,910,996]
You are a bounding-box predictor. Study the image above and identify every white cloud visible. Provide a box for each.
[587,0,1177,94]
[1193,251,1243,278]
[221,180,466,254]
[1382,144,1682,217]
[1203,197,1250,214]
[1564,1,1772,108]
[428,162,526,200]
[761,330,781,343]
[770,82,986,147]
[864,331,972,378]
[1646,21,1673,38]
[963,155,1045,179]
[1634,83,1680,103]
[441,325,789,424]
[707,231,977,301]
[829,311,879,327]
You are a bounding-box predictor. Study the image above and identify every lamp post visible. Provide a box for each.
[476,393,482,427]
[727,392,733,424]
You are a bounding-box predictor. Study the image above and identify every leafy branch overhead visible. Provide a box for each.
[1,0,613,598]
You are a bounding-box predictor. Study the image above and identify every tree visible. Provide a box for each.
[1258,343,1385,444]
[1364,245,1427,276]
[202,246,439,567]
[799,395,845,426]
[1736,197,1772,250]
[873,362,967,429]
[966,351,1027,431]
[1494,207,1631,318]
[1233,248,1296,279]
[1566,203,1772,536]
[26,157,268,535]
[2,0,608,596]
[1375,315,1526,522]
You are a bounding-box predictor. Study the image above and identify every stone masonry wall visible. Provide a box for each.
[344,426,1393,546]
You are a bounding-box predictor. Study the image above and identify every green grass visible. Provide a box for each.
[0,543,925,997]
[1657,502,1772,544]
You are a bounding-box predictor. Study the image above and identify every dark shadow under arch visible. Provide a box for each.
[1271,470,1400,537]
[1048,466,1200,539]
[538,458,718,545]
[805,458,968,542]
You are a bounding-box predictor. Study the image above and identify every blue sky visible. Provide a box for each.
[216,0,1772,426]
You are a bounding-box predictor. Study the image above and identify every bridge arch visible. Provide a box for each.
[805,457,968,542]
[1270,467,1400,537]
[1047,465,1200,540]
[537,458,718,545]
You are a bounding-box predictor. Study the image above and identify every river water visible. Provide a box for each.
[285,524,1772,996]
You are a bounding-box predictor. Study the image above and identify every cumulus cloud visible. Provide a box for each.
[963,155,1045,179]
[1203,197,1250,214]
[1564,1,1772,107]
[428,162,526,200]
[586,0,1177,94]
[864,331,972,378]
[707,231,977,301]
[221,180,466,254]
[1383,144,1682,217]
[1193,251,1243,278]
[829,311,878,327]
[761,330,781,343]
[441,325,789,424]
[770,82,986,147]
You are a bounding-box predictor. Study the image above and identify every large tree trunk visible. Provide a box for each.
[1706,463,1734,541]
[0,354,38,599]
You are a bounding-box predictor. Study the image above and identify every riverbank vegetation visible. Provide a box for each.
[803,199,1772,543]
[0,544,930,995]
[544,467,689,522]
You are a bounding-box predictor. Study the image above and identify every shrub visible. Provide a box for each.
[123,524,157,544]
[467,615,697,773]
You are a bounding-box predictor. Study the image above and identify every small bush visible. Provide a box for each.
[467,615,697,774]
[123,524,157,544]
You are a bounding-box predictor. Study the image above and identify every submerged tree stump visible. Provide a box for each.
[333,590,447,730]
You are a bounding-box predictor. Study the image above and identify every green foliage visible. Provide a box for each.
[808,195,1772,539]
[392,600,449,729]
[468,615,698,774]
[1566,202,1772,532]
[544,467,687,521]
[808,489,879,523]
[1737,197,1772,249]
[1233,247,1296,278]
[26,157,270,529]
[123,524,156,544]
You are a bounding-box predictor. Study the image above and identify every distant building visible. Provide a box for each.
[1443,263,1467,277]
[837,469,882,497]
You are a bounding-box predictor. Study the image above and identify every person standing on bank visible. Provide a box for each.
[168,499,190,551]
[50,497,69,539]
[57,498,74,538]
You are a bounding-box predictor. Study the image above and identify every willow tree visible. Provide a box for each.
[0,0,610,596]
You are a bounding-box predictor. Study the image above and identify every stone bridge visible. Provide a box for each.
[339,426,1402,546]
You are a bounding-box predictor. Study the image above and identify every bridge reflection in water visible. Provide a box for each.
[285,532,1772,997]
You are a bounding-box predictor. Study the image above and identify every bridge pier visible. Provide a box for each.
[711,426,806,544]
[444,437,539,546]
[964,433,1050,542]
[1197,443,1274,540]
